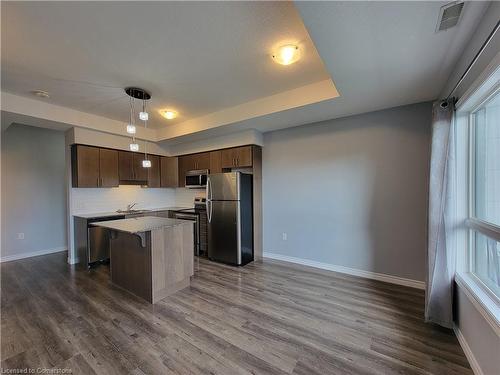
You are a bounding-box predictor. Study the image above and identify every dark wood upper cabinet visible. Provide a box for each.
[99,148,119,187]
[221,146,253,168]
[72,145,100,187]
[147,155,161,188]
[195,152,210,170]
[235,146,253,168]
[177,155,194,187]
[161,156,179,188]
[118,151,134,181]
[72,145,120,188]
[133,153,148,181]
[209,150,222,174]
[72,144,258,188]
[118,151,148,183]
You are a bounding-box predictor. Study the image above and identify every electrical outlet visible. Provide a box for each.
[282,232,287,241]
[17,233,25,240]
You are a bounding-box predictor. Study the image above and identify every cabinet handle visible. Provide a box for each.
[97,177,100,187]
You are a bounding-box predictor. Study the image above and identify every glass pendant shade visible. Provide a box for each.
[139,111,149,121]
[129,143,139,152]
[142,159,151,168]
[126,124,136,134]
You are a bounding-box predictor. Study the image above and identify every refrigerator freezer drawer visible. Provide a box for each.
[207,199,253,266]
[208,200,240,264]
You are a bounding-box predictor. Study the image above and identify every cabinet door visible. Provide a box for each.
[177,155,191,187]
[147,155,161,188]
[194,152,210,170]
[133,153,148,181]
[209,150,222,174]
[160,157,179,187]
[221,148,236,169]
[73,145,100,187]
[99,149,119,187]
[234,146,253,168]
[118,151,134,181]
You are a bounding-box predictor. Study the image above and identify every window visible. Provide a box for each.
[469,88,500,299]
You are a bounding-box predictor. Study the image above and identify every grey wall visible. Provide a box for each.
[1,124,67,259]
[263,102,431,282]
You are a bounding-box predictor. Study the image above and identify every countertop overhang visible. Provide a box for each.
[91,216,193,234]
[74,207,192,219]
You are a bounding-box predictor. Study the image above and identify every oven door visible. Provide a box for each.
[173,212,200,255]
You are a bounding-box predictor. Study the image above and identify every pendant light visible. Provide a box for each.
[140,98,151,168]
[124,87,151,167]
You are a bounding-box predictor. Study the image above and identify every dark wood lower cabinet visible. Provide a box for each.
[110,231,152,302]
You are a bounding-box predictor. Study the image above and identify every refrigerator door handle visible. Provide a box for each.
[209,177,213,201]
[207,200,213,223]
[206,176,210,202]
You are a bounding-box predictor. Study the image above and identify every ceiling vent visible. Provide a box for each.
[436,1,464,32]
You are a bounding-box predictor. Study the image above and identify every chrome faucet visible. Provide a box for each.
[126,203,137,211]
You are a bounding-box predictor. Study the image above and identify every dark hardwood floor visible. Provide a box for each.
[1,252,471,375]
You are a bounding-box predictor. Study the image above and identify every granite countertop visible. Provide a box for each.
[74,207,192,219]
[90,216,193,234]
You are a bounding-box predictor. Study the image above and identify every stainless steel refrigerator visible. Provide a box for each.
[206,172,253,265]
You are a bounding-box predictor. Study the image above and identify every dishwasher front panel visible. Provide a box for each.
[88,226,110,263]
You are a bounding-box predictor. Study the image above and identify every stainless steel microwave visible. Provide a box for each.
[185,169,209,189]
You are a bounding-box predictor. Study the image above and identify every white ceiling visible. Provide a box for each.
[0,1,491,144]
[1,1,331,129]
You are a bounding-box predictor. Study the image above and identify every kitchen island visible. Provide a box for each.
[92,216,194,303]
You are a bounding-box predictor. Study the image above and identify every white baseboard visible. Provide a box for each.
[453,325,483,375]
[263,252,426,290]
[1,247,67,263]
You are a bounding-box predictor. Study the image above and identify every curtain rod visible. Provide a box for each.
[446,20,500,100]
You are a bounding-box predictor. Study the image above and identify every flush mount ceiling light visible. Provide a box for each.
[31,89,50,98]
[272,44,300,66]
[124,87,152,168]
[160,109,178,120]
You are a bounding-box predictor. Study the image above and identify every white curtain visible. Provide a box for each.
[425,98,456,328]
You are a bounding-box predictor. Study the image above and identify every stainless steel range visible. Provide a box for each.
[170,197,208,257]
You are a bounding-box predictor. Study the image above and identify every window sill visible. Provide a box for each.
[455,272,500,336]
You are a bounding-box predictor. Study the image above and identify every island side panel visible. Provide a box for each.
[110,231,152,303]
[151,223,194,303]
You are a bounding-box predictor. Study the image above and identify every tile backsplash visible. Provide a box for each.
[71,185,176,214]
[175,188,206,207]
